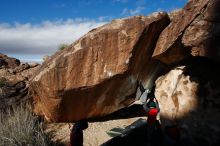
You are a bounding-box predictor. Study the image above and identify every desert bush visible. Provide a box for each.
[58,44,69,51]
[0,104,54,146]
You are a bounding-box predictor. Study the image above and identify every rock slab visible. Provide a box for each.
[153,0,220,64]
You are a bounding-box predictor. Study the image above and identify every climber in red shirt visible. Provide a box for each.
[144,96,160,125]
[142,85,160,125]
[70,120,88,146]
[142,85,162,146]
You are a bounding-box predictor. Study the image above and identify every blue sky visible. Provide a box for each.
[0,0,187,62]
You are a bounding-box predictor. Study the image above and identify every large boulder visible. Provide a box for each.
[155,57,220,145]
[153,0,220,64]
[155,66,199,120]
[152,1,220,144]
[30,13,170,122]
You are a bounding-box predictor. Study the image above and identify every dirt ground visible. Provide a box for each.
[46,117,147,146]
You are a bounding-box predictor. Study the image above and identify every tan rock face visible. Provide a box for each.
[155,66,198,120]
[155,58,220,144]
[153,0,220,64]
[30,13,170,122]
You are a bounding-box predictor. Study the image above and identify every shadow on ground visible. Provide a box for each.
[101,118,163,146]
[89,104,146,122]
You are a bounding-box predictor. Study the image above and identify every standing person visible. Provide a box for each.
[138,83,160,125]
[69,120,88,146]
[143,85,160,125]
[143,85,162,146]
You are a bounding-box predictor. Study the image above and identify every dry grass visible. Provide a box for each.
[0,104,55,146]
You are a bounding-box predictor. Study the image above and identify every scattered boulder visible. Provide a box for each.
[43,55,50,62]
[30,13,170,122]
[0,58,7,68]
[4,57,20,69]
[0,53,40,109]
[0,53,7,58]
[0,53,20,69]
[0,75,27,108]
[14,63,30,73]
[30,62,39,68]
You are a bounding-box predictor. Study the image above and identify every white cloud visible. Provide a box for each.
[121,6,145,16]
[0,19,107,61]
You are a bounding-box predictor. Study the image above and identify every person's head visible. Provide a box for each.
[147,100,156,108]
[149,96,155,100]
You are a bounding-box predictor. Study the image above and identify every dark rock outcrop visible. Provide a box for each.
[0,53,20,69]
[30,13,170,122]
[0,54,40,109]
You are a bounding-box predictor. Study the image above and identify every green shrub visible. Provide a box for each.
[0,104,55,146]
[58,44,69,51]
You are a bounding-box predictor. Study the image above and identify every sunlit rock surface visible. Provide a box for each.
[155,57,220,145]
[155,66,198,120]
[153,0,220,64]
[30,13,170,122]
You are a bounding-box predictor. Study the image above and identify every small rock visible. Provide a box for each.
[15,81,26,91]
[0,58,7,68]
[5,58,20,69]
[8,69,15,74]
[29,62,39,68]
[0,53,7,58]
[43,55,50,61]
[14,63,30,73]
